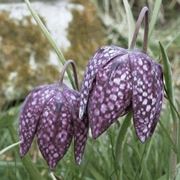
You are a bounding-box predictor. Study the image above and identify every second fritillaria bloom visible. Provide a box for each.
[19,61,88,169]
[79,46,163,142]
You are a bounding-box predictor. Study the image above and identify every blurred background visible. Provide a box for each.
[0,0,179,179]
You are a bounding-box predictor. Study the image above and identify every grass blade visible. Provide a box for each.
[159,42,176,117]
[176,163,180,180]
[115,112,131,161]
[149,0,162,38]
[88,164,105,180]
[157,174,168,180]
[49,172,57,180]
[159,120,177,154]
[166,32,180,49]
[9,125,44,180]
[0,141,20,156]
[159,42,179,178]
[123,0,135,48]
[0,106,19,128]
[24,0,76,89]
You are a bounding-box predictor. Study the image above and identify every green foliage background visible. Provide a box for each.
[0,0,179,180]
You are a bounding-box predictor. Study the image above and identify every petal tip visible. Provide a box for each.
[91,130,99,139]
[19,146,26,157]
[76,157,82,165]
[138,135,147,143]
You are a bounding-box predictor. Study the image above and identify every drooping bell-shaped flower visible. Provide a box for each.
[79,7,163,142]
[19,60,88,169]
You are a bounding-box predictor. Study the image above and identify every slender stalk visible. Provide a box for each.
[0,141,20,155]
[24,0,76,89]
[130,7,149,53]
[59,60,79,90]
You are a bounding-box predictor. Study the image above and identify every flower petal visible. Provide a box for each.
[19,84,57,156]
[88,54,132,138]
[36,90,73,169]
[130,52,163,142]
[63,87,88,165]
[74,115,88,164]
[79,46,127,119]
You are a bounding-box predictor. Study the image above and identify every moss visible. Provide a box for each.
[65,0,106,78]
[0,12,59,110]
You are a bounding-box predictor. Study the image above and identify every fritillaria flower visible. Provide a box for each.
[19,60,88,169]
[79,7,163,142]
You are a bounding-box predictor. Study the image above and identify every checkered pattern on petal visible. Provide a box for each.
[36,89,73,169]
[88,54,132,138]
[19,84,57,156]
[63,87,88,165]
[130,52,163,142]
[79,46,127,119]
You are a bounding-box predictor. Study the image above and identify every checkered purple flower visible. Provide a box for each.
[79,7,163,143]
[80,46,163,142]
[19,61,88,169]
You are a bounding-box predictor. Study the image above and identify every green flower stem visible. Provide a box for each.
[24,0,77,90]
[130,7,149,53]
[59,60,79,91]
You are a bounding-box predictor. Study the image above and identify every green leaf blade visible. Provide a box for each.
[149,0,162,38]
[24,0,76,89]
[123,0,135,48]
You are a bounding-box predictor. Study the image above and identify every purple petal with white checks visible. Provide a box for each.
[80,45,163,142]
[74,113,88,164]
[63,87,88,165]
[19,82,88,169]
[36,89,73,169]
[19,84,57,156]
[79,45,127,119]
[88,54,132,138]
[130,52,163,142]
